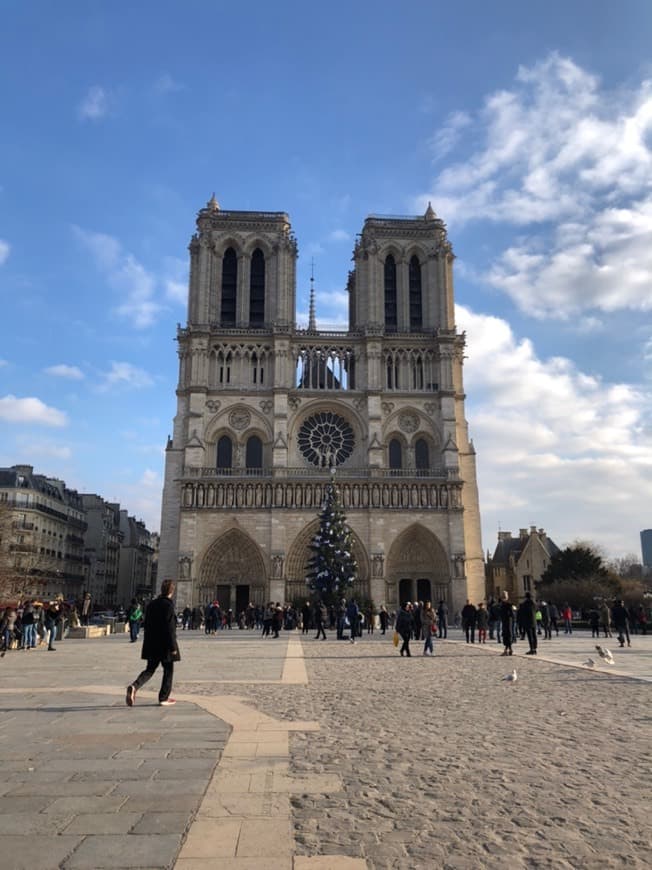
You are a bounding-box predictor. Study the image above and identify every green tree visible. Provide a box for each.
[540,545,608,584]
[306,473,357,605]
[537,545,618,610]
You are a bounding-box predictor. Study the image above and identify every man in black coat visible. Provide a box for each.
[612,598,631,648]
[522,591,538,655]
[126,579,180,707]
[395,603,415,657]
[461,599,477,644]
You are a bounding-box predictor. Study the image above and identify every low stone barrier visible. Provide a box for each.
[67,625,110,639]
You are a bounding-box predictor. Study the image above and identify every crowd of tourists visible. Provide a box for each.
[0,597,68,654]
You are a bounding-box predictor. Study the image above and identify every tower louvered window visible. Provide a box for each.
[384,255,397,331]
[409,256,422,330]
[217,435,233,471]
[245,435,263,472]
[389,438,402,470]
[221,248,237,326]
[415,438,430,472]
[249,248,265,327]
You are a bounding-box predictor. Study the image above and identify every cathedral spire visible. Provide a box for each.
[207,192,220,212]
[308,258,317,332]
[424,201,436,220]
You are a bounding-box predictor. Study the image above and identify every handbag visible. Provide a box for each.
[392,631,399,647]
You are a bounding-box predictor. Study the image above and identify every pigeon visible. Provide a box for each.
[595,645,615,664]
[583,658,595,668]
[501,669,518,683]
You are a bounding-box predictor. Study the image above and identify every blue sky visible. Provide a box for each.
[1,1,651,560]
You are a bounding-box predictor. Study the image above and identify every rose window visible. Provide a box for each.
[298,412,355,467]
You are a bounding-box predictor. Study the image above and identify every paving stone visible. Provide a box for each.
[8,781,118,797]
[69,769,148,782]
[176,860,292,870]
[111,779,206,797]
[0,812,74,835]
[62,813,143,834]
[120,795,201,814]
[0,795,55,813]
[44,795,128,814]
[130,811,194,834]
[62,833,182,868]
[0,835,83,870]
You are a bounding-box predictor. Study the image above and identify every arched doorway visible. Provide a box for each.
[198,529,267,611]
[386,525,450,608]
[285,519,370,604]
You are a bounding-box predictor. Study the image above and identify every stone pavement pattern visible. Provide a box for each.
[0,629,651,868]
[180,630,652,869]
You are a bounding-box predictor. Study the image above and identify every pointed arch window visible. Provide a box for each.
[221,248,237,326]
[384,255,397,331]
[245,435,263,473]
[389,438,402,471]
[409,255,422,330]
[415,438,430,474]
[249,248,265,327]
[216,435,233,472]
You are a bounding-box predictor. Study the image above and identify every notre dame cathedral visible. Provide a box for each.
[158,196,484,614]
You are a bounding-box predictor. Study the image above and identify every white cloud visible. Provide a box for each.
[419,53,652,318]
[44,364,85,380]
[112,468,163,532]
[0,395,68,427]
[457,304,652,556]
[78,85,109,121]
[328,229,350,242]
[23,441,72,460]
[163,256,188,304]
[98,361,154,392]
[0,239,9,264]
[0,359,8,367]
[73,226,165,328]
[429,110,472,160]
[153,73,183,94]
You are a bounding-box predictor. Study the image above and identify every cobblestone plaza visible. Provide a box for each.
[0,630,650,868]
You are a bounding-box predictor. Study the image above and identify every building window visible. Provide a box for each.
[415,438,429,472]
[412,355,424,390]
[219,351,232,384]
[221,248,237,326]
[216,435,233,471]
[523,575,532,592]
[409,255,422,330]
[386,361,399,390]
[245,435,263,472]
[251,354,264,385]
[249,248,265,327]
[384,255,397,331]
[389,438,402,471]
[297,411,355,468]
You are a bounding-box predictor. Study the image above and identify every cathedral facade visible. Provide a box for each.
[158,197,484,614]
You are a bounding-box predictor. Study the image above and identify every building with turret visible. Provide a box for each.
[158,198,484,614]
[485,526,559,601]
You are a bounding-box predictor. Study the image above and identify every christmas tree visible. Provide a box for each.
[306,470,357,604]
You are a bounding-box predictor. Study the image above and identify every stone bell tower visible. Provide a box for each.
[159,197,484,615]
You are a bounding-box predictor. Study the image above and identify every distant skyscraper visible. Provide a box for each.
[641,529,652,572]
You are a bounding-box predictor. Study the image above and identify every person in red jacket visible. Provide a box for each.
[562,603,573,634]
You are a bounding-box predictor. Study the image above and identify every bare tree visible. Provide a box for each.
[606,554,643,580]
[0,501,57,602]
